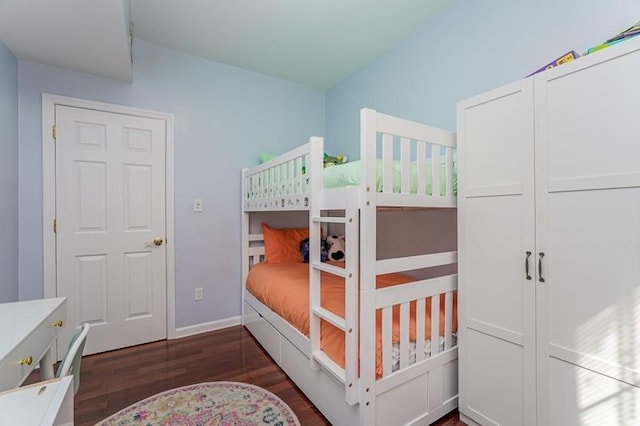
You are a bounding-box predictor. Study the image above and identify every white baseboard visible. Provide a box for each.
[173,316,241,339]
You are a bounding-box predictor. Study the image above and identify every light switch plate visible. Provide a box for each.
[193,199,203,212]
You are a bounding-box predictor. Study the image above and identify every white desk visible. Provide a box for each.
[0,297,67,391]
[0,376,74,426]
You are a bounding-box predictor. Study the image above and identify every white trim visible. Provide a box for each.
[42,97,56,299]
[41,93,177,345]
[174,316,242,339]
[164,111,176,339]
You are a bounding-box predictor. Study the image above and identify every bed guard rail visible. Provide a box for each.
[360,108,457,207]
[243,141,318,211]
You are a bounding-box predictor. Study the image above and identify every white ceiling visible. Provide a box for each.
[0,0,132,81]
[0,0,452,90]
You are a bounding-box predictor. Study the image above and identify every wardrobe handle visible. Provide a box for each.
[538,252,545,283]
[525,251,532,280]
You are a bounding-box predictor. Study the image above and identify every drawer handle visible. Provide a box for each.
[51,320,64,327]
[20,356,33,366]
[525,251,532,280]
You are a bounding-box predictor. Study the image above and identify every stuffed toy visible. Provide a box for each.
[300,238,329,263]
[323,153,348,167]
[326,234,345,261]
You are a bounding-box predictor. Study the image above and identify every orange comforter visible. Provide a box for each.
[246,261,457,377]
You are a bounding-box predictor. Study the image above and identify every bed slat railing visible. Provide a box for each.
[431,294,441,357]
[445,147,455,197]
[360,108,456,206]
[382,307,392,375]
[416,298,426,363]
[375,110,456,148]
[377,137,455,198]
[376,251,457,275]
[399,302,410,370]
[416,143,427,195]
[400,137,411,194]
[376,275,457,308]
[377,274,458,379]
[444,291,454,349]
[382,133,394,193]
[243,142,313,211]
[246,234,265,269]
[432,144,441,197]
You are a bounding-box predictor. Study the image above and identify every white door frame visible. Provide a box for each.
[42,93,176,341]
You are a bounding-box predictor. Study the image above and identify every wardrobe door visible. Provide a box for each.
[457,79,537,426]
[535,38,640,426]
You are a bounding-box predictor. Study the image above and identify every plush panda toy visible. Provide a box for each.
[300,238,329,263]
[326,234,345,261]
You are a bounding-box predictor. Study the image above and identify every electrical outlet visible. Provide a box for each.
[194,287,203,301]
[193,199,204,212]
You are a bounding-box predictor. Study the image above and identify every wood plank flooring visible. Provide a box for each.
[29,325,464,425]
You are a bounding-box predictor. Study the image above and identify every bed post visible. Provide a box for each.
[359,108,377,425]
[241,168,249,325]
[309,136,324,372]
[345,195,360,405]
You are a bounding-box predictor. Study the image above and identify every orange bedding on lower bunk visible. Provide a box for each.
[246,261,457,377]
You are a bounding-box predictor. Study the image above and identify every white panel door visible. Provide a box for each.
[55,105,167,355]
[457,79,537,426]
[535,42,640,425]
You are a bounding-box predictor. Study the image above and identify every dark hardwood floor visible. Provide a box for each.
[29,325,464,425]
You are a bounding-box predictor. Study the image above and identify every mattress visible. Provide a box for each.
[245,261,457,377]
[322,160,457,195]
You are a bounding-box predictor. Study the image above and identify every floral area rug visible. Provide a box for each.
[95,381,301,426]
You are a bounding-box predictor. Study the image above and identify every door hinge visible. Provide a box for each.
[52,125,57,140]
[53,219,57,233]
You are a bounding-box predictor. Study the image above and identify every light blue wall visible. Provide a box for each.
[0,40,18,303]
[13,0,639,326]
[325,0,640,160]
[17,39,325,327]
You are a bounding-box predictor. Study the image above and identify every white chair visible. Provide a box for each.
[55,323,90,394]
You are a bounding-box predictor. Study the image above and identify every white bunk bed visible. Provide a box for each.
[241,108,458,426]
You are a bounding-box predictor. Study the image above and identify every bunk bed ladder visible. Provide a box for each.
[309,204,360,406]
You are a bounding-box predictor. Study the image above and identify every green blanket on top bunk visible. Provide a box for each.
[322,160,458,195]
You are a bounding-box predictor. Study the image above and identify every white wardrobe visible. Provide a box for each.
[457,36,640,426]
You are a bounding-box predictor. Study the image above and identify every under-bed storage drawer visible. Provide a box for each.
[244,301,281,365]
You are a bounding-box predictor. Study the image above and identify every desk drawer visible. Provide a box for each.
[0,376,74,426]
[0,302,66,390]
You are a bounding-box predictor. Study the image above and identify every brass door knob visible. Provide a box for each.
[20,356,33,366]
[153,237,163,246]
